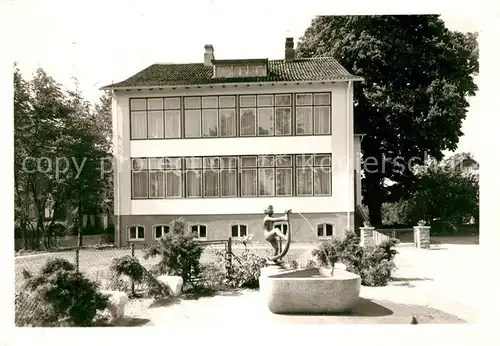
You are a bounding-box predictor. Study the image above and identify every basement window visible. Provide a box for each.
[317,223,334,237]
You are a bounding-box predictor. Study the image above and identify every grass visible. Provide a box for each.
[14,245,308,292]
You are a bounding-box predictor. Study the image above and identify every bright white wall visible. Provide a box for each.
[132,197,335,215]
[112,82,356,216]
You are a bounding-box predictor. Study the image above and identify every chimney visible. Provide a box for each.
[285,37,295,62]
[204,44,214,66]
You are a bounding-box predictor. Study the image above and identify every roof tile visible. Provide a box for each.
[103,57,362,89]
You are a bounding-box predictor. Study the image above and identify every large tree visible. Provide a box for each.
[14,66,113,249]
[296,15,478,226]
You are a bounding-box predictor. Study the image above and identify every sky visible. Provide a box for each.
[12,0,480,159]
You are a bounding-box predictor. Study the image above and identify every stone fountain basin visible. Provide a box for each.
[264,267,361,314]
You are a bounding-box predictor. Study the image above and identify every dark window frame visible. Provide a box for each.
[153,224,170,240]
[316,222,335,238]
[130,154,332,199]
[190,224,207,239]
[128,225,146,241]
[230,224,248,238]
[129,92,331,140]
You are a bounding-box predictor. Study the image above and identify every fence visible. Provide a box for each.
[374,228,415,244]
[15,234,113,252]
[359,224,431,248]
[14,237,240,325]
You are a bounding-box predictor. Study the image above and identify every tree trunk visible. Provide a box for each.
[77,202,82,247]
[363,174,384,227]
[22,221,28,250]
[367,199,383,227]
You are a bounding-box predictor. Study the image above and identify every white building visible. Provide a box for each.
[103,38,364,246]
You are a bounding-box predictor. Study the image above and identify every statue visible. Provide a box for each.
[262,205,292,264]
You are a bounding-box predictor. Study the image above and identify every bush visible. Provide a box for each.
[21,258,109,326]
[110,255,144,283]
[144,218,203,286]
[311,239,341,268]
[311,231,399,286]
[357,251,396,286]
[109,255,171,299]
[202,247,267,289]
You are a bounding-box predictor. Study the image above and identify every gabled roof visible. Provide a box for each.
[101,57,363,90]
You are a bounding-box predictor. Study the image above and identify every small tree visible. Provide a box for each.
[21,258,108,326]
[144,218,203,286]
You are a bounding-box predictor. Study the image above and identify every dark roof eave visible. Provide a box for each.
[100,76,364,91]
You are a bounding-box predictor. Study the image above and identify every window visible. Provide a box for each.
[219,96,236,137]
[131,93,330,140]
[130,112,147,139]
[258,155,274,196]
[128,225,145,240]
[275,155,293,196]
[249,65,266,77]
[131,154,330,199]
[183,96,237,138]
[191,225,207,239]
[185,157,202,197]
[216,66,232,77]
[149,158,165,198]
[234,66,248,77]
[130,98,181,139]
[220,157,237,197]
[202,96,218,137]
[313,154,332,195]
[275,107,291,135]
[219,109,236,137]
[231,224,248,238]
[131,159,148,198]
[295,93,331,135]
[203,157,219,197]
[147,99,164,139]
[165,157,182,198]
[296,154,331,196]
[240,156,257,197]
[164,97,181,138]
[255,94,291,136]
[317,223,334,237]
[257,108,274,135]
[153,225,170,240]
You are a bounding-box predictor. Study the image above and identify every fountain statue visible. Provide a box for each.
[262,205,292,263]
[259,205,362,315]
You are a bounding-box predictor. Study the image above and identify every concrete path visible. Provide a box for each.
[120,241,479,325]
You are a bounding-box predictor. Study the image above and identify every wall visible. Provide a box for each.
[354,135,362,205]
[117,212,354,247]
[112,82,357,216]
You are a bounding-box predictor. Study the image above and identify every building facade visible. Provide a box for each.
[103,38,363,246]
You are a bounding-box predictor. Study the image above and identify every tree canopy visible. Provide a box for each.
[296,15,479,226]
[382,152,479,231]
[14,64,112,249]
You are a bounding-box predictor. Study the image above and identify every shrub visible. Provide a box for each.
[203,247,267,289]
[357,252,396,286]
[110,255,144,283]
[21,258,109,326]
[109,255,171,299]
[144,218,203,286]
[311,239,341,269]
[311,231,399,286]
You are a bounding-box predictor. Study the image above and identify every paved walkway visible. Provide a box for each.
[120,241,479,326]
